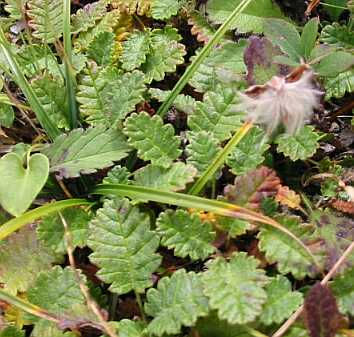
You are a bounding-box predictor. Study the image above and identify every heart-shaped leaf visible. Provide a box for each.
[0,152,49,216]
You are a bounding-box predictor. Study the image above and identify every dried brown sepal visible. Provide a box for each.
[224,166,281,210]
[304,283,342,337]
[331,200,354,215]
[275,185,301,209]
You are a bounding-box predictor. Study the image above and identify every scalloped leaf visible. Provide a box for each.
[260,275,303,325]
[71,1,108,34]
[156,209,215,260]
[0,227,55,295]
[206,0,285,33]
[103,165,131,185]
[189,41,247,93]
[224,166,281,210]
[31,74,69,130]
[202,252,269,324]
[258,216,317,279]
[142,28,186,83]
[324,69,354,100]
[42,126,131,178]
[0,327,25,337]
[37,208,91,255]
[27,0,63,43]
[88,198,161,294]
[188,85,244,141]
[320,23,354,48]
[151,0,184,20]
[275,126,320,161]
[226,126,270,175]
[145,269,209,336]
[188,10,216,44]
[87,31,115,66]
[186,131,220,175]
[116,320,146,337]
[124,112,181,168]
[133,163,197,191]
[331,267,354,316]
[4,0,26,20]
[30,321,76,337]
[112,0,151,16]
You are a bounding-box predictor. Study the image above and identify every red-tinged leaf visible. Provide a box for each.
[224,166,281,210]
[188,11,215,44]
[331,200,354,215]
[304,283,341,337]
[276,186,301,209]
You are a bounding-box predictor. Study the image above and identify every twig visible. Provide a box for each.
[60,212,119,337]
[56,176,74,199]
[272,239,354,337]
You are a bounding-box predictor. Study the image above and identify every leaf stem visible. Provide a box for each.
[188,121,253,195]
[156,0,253,116]
[135,291,147,322]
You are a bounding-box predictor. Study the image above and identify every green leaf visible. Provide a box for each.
[0,227,54,295]
[300,18,319,60]
[188,10,216,44]
[322,0,347,20]
[37,208,91,255]
[263,18,302,61]
[4,0,26,20]
[331,267,354,316]
[189,41,247,93]
[206,0,285,33]
[31,74,69,130]
[260,275,303,325]
[275,126,320,161]
[314,51,354,77]
[188,85,244,141]
[88,198,161,294]
[0,327,24,337]
[151,0,184,20]
[141,28,186,83]
[0,152,49,217]
[226,126,269,175]
[258,216,316,279]
[216,216,250,237]
[0,102,15,128]
[121,30,151,71]
[42,126,131,178]
[116,320,146,337]
[30,321,76,337]
[145,269,209,336]
[103,165,131,185]
[124,112,181,168]
[134,163,197,191]
[186,131,220,176]
[320,23,354,48]
[324,69,354,99]
[87,31,115,66]
[156,209,215,260]
[71,0,108,34]
[27,0,63,43]
[202,252,269,324]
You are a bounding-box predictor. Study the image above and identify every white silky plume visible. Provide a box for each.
[236,70,323,135]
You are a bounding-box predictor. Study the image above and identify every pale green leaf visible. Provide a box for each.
[27,0,63,43]
[275,126,320,161]
[0,152,49,217]
[260,275,303,325]
[189,41,247,93]
[142,28,186,83]
[331,267,354,316]
[121,30,151,71]
[186,131,220,176]
[300,18,319,59]
[88,31,115,66]
[124,112,181,168]
[0,102,14,128]
[32,74,69,130]
[216,216,250,237]
[156,209,215,260]
[320,23,354,48]
[206,0,286,33]
[258,216,316,279]
[314,51,354,77]
[103,165,131,185]
[188,85,244,141]
[37,208,91,254]
[324,69,354,99]
[88,198,161,294]
[42,126,131,178]
[133,163,197,192]
[4,0,27,20]
[0,227,55,295]
[151,0,184,20]
[116,320,146,337]
[226,126,269,175]
[145,269,209,336]
[202,252,269,324]
[30,321,76,337]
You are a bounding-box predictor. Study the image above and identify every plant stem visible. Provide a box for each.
[244,326,269,337]
[156,0,253,117]
[135,291,147,322]
[188,121,253,195]
[63,0,78,129]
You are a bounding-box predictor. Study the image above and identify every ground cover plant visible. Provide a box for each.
[0,0,353,336]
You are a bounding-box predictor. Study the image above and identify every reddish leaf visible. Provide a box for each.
[331,200,354,215]
[224,166,281,210]
[188,11,215,44]
[304,283,341,337]
[276,185,301,209]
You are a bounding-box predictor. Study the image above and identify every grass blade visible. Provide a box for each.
[156,0,254,117]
